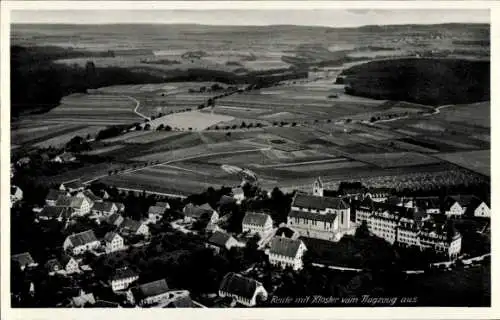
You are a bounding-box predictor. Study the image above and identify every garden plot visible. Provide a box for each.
[144,111,234,131]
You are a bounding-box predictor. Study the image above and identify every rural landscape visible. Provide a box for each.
[9,10,491,310]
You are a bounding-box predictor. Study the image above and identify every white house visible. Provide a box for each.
[36,206,73,222]
[63,230,101,255]
[51,152,76,163]
[232,187,245,204]
[104,232,125,253]
[183,203,218,223]
[147,205,165,223]
[242,212,273,236]
[267,236,307,270]
[120,218,149,237]
[464,197,490,218]
[45,189,69,206]
[206,231,242,253]
[56,195,93,216]
[91,202,118,218]
[127,279,171,306]
[70,290,96,307]
[11,252,38,271]
[443,195,472,217]
[60,255,80,274]
[218,272,268,307]
[110,267,139,292]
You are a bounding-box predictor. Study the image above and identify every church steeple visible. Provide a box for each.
[313,177,324,197]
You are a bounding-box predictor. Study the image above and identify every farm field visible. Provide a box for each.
[433,101,490,128]
[122,131,187,144]
[434,150,490,176]
[351,152,442,168]
[11,123,84,146]
[144,111,234,130]
[34,126,106,148]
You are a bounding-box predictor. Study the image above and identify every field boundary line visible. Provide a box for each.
[123,95,151,121]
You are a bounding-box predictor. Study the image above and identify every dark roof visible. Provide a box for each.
[217,195,236,206]
[90,300,120,308]
[269,237,304,258]
[167,295,194,308]
[60,254,75,266]
[148,205,165,215]
[104,231,120,243]
[67,230,98,247]
[107,213,124,225]
[92,202,115,212]
[207,231,232,247]
[292,193,349,211]
[121,218,143,233]
[367,187,394,194]
[38,206,73,219]
[184,203,214,218]
[111,267,138,281]
[464,196,487,217]
[11,252,35,267]
[83,190,102,202]
[56,195,73,207]
[133,279,169,300]
[289,210,337,223]
[242,212,270,226]
[46,189,67,201]
[219,273,261,300]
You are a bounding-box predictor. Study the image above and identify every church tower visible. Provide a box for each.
[313,177,324,197]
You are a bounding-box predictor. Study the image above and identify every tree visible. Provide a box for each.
[240,121,247,129]
[157,124,165,130]
[144,124,151,131]
[165,125,172,131]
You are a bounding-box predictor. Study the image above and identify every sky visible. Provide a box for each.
[11,9,490,27]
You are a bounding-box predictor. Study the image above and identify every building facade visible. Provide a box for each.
[242,212,273,236]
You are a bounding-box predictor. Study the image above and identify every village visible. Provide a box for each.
[10,154,491,308]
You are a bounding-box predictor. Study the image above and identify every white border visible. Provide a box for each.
[1,2,498,319]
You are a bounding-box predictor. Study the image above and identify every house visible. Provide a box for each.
[70,290,96,307]
[288,193,351,241]
[63,230,101,255]
[232,187,245,204]
[11,252,37,271]
[242,212,273,236]
[76,189,103,203]
[114,202,125,212]
[206,231,242,253]
[45,189,69,206]
[155,201,170,210]
[91,202,118,218]
[56,195,93,216]
[107,213,125,227]
[364,187,393,202]
[164,292,195,308]
[147,205,165,223]
[464,197,490,218]
[45,258,64,276]
[414,196,441,215]
[104,232,125,253]
[52,152,76,163]
[110,267,139,292]
[128,279,171,306]
[120,218,149,237]
[11,185,23,207]
[218,272,268,307]
[60,254,80,274]
[312,177,338,197]
[36,206,73,222]
[443,195,475,217]
[59,180,84,193]
[183,203,218,223]
[267,236,307,270]
[274,226,300,240]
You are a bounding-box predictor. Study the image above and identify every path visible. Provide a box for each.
[123,95,151,121]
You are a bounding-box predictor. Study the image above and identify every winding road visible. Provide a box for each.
[124,95,151,121]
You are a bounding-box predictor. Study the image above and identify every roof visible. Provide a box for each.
[464,196,487,216]
[55,195,73,207]
[218,195,236,206]
[292,193,349,211]
[111,267,138,281]
[148,205,165,215]
[184,203,214,219]
[107,213,124,225]
[11,252,35,267]
[45,258,62,271]
[92,202,116,212]
[38,206,73,219]
[448,195,477,207]
[275,227,296,238]
[70,197,86,209]
[133,279,170,300]
[242,212,271,226]
[219,272,261,300]
[167,295,194,308]
[104,231,120,243]
[67,230,98,247]
[58,152,75,162]
[90,300,120,308]
[121,218,144,233]
[289,210,337,223]
[156,201,170,208]
[207,231,233,247]
[269,237,304,258]
[46,189,67,201]
[72,293,96,307]
[83,190,102,202]
[232,187,244,194]
[60,254,75,266]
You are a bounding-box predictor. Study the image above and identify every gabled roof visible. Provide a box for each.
[148,205,165,215]
[219,273,261,300]
[133,279,169,300]
[107,213,124,226]
[70,197,87,209]
[464,196,488,216]
[83,190,102,202]
[111,267,138,281]
[46,189,68,201]
[104,231,121,243]
[232,187,244,195]
[38,206,73,219]
[56,195,73,207]
[207,231,233,248]
[242,212,271,226]
[167,295,194,308]
[11,252,35,267]
[72,293,95,307]
[60,254,76,267]
[184,203,214,218]
[292,193,349,211]
[269,237,304,258]
[446,195,476,208]
[155,201,170,209]
[121,218,144,233]
[275,226,296,238]
[67,230,98,247]
[289,210,337,223]
[92,202,116,212]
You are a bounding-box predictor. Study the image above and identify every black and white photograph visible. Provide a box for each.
[2,1,496,316]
